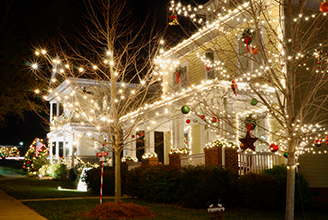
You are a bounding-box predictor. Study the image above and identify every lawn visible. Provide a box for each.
[0,177,328,220]
[0,177,91,199]
[22,198,328,220]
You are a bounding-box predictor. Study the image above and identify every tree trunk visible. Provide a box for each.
[114,149,121,202]
[285,140,295,220]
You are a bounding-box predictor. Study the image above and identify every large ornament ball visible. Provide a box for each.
[269,143,279,153]
[314,139,322,147]
[250,98,258,106]
[131,135,135,138]
[283,152,288,158]
[181,105,190,114]
[320,1,328,13]
[186,119,191,123]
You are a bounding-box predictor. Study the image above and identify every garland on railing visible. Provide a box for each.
[205,140,237,149]
[170,146,191,154]
[142,152,158,159]
[121,156,138,162]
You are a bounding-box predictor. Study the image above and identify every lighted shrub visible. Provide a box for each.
[0,147,9,158]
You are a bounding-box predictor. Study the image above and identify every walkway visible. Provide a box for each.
[0,169,47,220]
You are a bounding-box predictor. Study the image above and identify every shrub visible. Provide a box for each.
[238,172,281,210]
[125,165,180,203]
[38,161,68,179]
[262,164,312,210]
[177,165,238,208]
[0,147,9,158]
[84,166,127,195]
[125,165,238,208]
[8,147,20,157]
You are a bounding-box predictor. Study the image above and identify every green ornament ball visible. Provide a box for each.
[250,98,258,106]
[283,152,288,158]
[181,105,190,114]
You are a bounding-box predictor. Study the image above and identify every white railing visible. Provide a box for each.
[238,151,282,175]
[181,153,205,166]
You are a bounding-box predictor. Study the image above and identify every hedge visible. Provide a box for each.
[85,164,312,210]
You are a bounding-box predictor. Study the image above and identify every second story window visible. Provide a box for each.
[173,64,188,90]
[205,51,216,80]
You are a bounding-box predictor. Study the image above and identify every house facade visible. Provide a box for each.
[46,0,284,168]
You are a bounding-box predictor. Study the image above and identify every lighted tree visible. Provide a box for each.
[23,138,48,172]
[30,0,166,203]
[0,147,9,159]
[161,0,328,219]
[8,147,20,157]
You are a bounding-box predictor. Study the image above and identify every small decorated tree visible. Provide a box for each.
[0,147,9,159]
[23,138,49,172]
[8,147,20,157]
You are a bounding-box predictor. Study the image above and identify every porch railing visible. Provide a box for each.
[180,153,205,166]
[238,151,282,175]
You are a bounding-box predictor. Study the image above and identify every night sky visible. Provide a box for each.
[0,0,204,146]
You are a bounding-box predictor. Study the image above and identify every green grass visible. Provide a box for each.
[0,177,91,199]
[23,198,328,220]
[0,165,27,175]
[1,177,328,220]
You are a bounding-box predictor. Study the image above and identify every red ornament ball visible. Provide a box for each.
[320,1,328,13]
[212,117,217,122]
[186,119,191,123]
[201,115,205,119]
[131,135,135,138]
[269,143,279,153]
[140,133,144,137]
[314,139,322,147]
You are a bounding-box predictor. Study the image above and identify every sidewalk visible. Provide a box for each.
[0,169,47,220]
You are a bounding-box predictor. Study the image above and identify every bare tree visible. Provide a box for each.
[31,0,164,202]
[163,0,328,219]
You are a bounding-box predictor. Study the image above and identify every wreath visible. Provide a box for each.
[244,114,257,131]
[241,28,255,53]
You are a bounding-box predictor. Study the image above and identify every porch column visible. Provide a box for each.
[265,114,271,144]
[56,100,60,117]
[49,140,53,163]
[144,130,154,154]
[223,97,233,142]
[56,140,59,160]
[172,118,184,149]
[50,102,53,122]
[129,131,137,157]
[63,136,66,159]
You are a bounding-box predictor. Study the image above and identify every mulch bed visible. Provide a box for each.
[85,202,156,219]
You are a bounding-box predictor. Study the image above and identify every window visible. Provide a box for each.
[173,64,188,89]
[237,28,264,74]
[205,51,216,80]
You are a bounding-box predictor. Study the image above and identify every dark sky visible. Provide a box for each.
[0,0,203,146]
